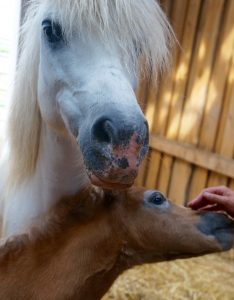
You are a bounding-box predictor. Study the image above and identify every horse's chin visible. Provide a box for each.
[89,174,134,190]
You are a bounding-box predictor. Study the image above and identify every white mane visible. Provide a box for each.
[7,0,173,187]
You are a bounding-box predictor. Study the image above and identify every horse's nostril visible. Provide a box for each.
[92,118,115,144]
[92,115,149,147]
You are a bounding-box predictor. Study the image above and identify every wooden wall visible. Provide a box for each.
[136,0,234,205]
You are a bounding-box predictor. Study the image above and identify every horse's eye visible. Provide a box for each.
[148,192,166,206]
[42,19,63,44]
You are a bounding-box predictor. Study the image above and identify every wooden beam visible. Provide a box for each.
[150,135,234,179]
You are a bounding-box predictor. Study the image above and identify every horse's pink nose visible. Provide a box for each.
[81,115,149,189]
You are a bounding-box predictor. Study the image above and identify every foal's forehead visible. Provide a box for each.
[126,187,145,202]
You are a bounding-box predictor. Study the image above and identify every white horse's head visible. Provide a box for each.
[9,0,172,189]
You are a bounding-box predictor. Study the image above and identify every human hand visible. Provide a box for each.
[188,186,234,218]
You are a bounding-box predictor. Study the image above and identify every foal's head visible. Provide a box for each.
[0,187,233,300]
[45,186,234,299]
[22,0,172,188]
[62,186,234,265]
[110,188,234,262]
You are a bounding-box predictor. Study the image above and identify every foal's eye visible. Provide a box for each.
[42,19,63,44]
[148,191,166,206]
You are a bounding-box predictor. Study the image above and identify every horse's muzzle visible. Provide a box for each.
[80,115,149,189]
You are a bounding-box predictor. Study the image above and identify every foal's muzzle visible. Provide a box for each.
[197,212,234,251]
[80,114,149,189]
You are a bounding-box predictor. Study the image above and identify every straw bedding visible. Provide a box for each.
[102,252,234,300]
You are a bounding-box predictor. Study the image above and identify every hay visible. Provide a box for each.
[102,252,234,300]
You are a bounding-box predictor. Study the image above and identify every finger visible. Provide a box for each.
[188,196,211,209]
[203,186,226,192]
[188,191,213,209]
[199,204,224,212]
[201,194,234,218]
[198,186,227,198]
[200,205,234,219]
[188,186,229,207]
[188,192,228,210]
[203,192,229,206]
[188,193,206,206]
[188,187,220,205]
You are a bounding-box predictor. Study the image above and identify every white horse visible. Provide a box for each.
[0,0,172,239]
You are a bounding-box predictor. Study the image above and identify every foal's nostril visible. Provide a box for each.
[92,118,115,144]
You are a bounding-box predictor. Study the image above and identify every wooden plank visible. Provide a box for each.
[214,47,234,157]
[165,0,202,140]
[208,22,234,187]
[208,173,227,187]
[143,75,161,188]
[145,84,158,132]
[157,154,173,195]
[169,0,224,204]
[153,0,188,135]
[144,0,172,127]
[188,166,208,200]
[150,135,234,179]
[218,88,234,156]
[199,0,234,149]
[144,0,187,190]
[136,71,150,186]
[158,0,202,197]
[229,179,234,190]
[178,0,224,144]
[136,156,147,187]
[136,0,172,188]
[189,0,234,197]
[168,159,192,204]
[144,151,161,189]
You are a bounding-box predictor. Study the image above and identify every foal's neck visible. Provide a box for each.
[0,189,127,300]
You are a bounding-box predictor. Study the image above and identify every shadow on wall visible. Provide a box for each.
[104,4,234,300]
[137,0,234,205]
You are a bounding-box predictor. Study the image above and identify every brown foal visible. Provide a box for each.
[0,186,233,300]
